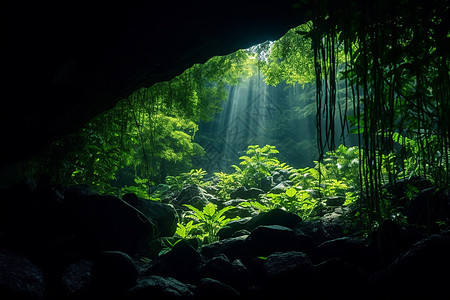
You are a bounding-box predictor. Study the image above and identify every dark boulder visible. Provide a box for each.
[262,251,317,298]
[131,194,178,237]
[246,208,302,231]
[406,187,450,232]
[90,251,138,292]
[0,250,47,300]
[173,185,217,209]
[147,240,204,283]
[200,235,248,261]
[259,176,273,192]
[61,260,93,298]
[315,258,371,300]
[384,176,433,207]
[195,278,240,300]
[128,275,195,300]
[230,187,265,200]
[373,233,450,299]
[246,225,299,259]
[370,219,424,265]
[65,188,155,255]
[293,219,347,246]
[197,254,234,285]
[315,237,377,272]
[217,218,250,240]
[269,181,292,194]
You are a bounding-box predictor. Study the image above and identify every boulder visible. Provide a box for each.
[246,225,299,258]
[200,235,248,261]
[128,194,178,237]
[147,240,204,283]
[315,258,371,300]
[230,187,265,200]
[246,208,302,231]
[61,260,93,297]
[197,254,234,285]
[195,278,240,300]
[315,237,377,273]
[0,250,47,300]
[64,188,155,255]
[406,187,450,232]
[90,251,138,291]
[259,176,273,192]
[383,176,433,207]
[293,219,347,246]
[370,219,424,265]
[269,181,292,194]
[230,259,252,292]
[373,233,450,298]
[128,275,195,300]
[262,251,317,298]
[173,185,217,209]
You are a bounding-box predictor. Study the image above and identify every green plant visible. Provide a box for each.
[175,220,202,240]
[181,203,239,244]
[166,168,209,191]
[214,171,240,200]
[120,176,155,200]
[233,145,281,188]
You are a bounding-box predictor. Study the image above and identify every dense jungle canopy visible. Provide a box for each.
[22,0,449,227]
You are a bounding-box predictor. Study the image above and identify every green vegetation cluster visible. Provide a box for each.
[166,144,360,245]
[24,0,449,237]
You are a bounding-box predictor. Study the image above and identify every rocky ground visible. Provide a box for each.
[0,178,450,299]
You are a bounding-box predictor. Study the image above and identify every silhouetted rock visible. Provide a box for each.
[293,219,347,246]
[196,278,240,300]
[128,275,195,300]
[90,251,138,292]
[230,187,265,199]
[269,180,292,194]
[246,208,302,231]
[315,258,372,300]
[147,240,204,283]
[406,187,450,232]
[230,259,252,293]
[198,254,234,285]
[262,251,317,298]
[373,233,450,299]
[384,176,433,207]
[246,225,299,258]
[61,260,93,298]
[200,235,248,261]
[315,237,377,272]
[370,219,424,265]
[0,250,47,300]
[259,176,273,192]
[174,185,216,209]
[217,218,250,239]
[64,188,154,255]
[135,196,178,237]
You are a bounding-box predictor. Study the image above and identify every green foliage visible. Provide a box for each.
[180,203,238,244]
[166,168,209,191]
[120,177,156,200]
[233,145,281,188]
[217,144,360,219]
[262,22,315,86]
[309,0,450,225]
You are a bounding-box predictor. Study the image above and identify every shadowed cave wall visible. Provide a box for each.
[0,0,309,170]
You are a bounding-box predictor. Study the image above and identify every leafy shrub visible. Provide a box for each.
[178,203,238,244]
[166,168,209,191]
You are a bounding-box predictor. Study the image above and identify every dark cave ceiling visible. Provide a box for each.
[0,1,309,167]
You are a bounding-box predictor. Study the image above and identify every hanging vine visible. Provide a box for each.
[309,0,450,225]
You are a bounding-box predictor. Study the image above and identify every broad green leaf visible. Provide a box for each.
[286,187,297,198]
